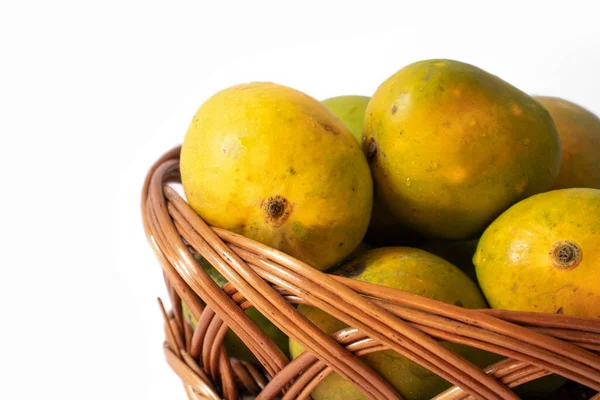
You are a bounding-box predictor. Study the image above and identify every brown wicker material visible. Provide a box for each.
[142,147,600,400]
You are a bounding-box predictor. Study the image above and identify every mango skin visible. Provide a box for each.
[534,96,600,190]
[474,188,600,318]
[182,254,289,361]
[289,247,493,400]
[364,59,562,239]
[322,95,370,143]
[181,83,373,270]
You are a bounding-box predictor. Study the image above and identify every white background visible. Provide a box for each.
[1,1,599,399]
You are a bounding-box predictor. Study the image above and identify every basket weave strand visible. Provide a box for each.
[143,147,600,400]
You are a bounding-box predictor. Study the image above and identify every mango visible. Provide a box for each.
[181,254,289,361]
[475,188,600,318]
[322,95,370,143]
[534,96,600,189]
[181,83,373,270]
[364,59,562,239]
[289,247,497,400]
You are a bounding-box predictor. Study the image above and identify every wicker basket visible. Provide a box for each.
[142,147,600,400]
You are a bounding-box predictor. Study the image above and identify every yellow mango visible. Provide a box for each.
[181,83,373,270]
[534,96,600,189]
[365,59,561,239]
[289,247,495,400]
[475,188,600,317]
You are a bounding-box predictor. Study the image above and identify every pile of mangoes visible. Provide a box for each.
[179,59,600,399]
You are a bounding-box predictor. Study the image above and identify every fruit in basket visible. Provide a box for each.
[475,188,600,317]
[288,247,498,400]
[364,59,562,240]
[181,254,289,361]
[322,94,421,246]
[420,238,479,282]
[180,82,373,271]
[322,95,370,143]
[534,96,600,189]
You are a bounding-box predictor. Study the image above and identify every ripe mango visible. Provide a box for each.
[534,96,600,189]
[289,247,496,400]
[364,59,562,239]
[475,188,600,318]
[181,83,373,270]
